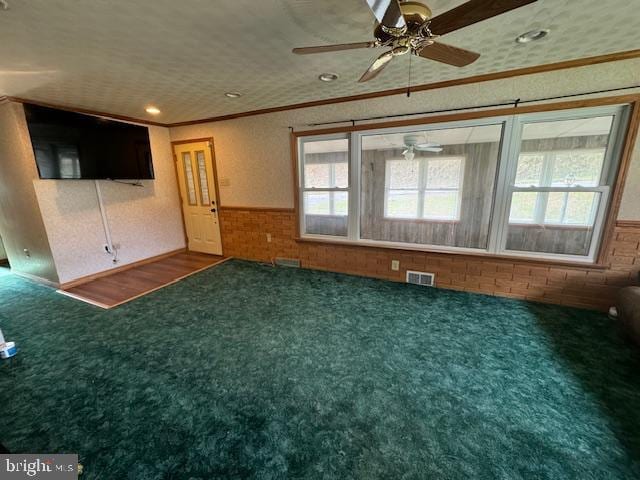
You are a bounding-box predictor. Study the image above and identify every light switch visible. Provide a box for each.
[391,260,399,271]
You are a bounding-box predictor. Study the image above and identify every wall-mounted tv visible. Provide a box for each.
[24,104,154,180]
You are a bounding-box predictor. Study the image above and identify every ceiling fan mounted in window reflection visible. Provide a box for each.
[402,134,442,160]
[292,0,537,83]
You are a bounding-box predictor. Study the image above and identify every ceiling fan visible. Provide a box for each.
[402,134,442,160]
[293,0,537,83]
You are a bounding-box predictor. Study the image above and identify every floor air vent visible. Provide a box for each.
[274,257,301,268]
[406,270,435,287]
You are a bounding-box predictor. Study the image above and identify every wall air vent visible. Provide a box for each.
[274,257,301,268]
[406,270,435,287]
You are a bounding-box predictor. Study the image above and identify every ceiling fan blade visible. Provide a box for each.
[417,147,444,153]
[292,42,376,55]
[365,0,406,30]
[429,0,537,36]
[417,42,480,67]
[358,50,394,83]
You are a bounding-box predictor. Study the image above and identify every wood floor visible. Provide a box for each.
[59,251,228,309]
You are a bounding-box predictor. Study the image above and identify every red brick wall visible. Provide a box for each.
[219,208,640,311]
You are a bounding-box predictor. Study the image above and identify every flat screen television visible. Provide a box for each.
[24,104,154,180]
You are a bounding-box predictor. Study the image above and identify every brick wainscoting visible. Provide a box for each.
[219,208,640,311]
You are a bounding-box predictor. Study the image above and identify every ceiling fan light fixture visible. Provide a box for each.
[145,106,161,115]
[318,73,339,82]
[515,29,549,44]
[224,92,242,98]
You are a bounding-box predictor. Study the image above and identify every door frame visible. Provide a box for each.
[170,137,223,252]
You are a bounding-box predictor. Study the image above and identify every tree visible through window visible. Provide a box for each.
[384,157,464,220]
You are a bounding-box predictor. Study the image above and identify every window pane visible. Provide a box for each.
[514,154,544,187]
[518,116,613,188]
[333,191,348,216]
[387,159,420,189]
[304,191,331,215]
[303,191,348,236]
[361,123,503,248]
[304,138,348,188]
[509,192,538,223]
[506,192,601,256]
[386,190,419,218]
[196,151,211,206]
[550,150,605,187]
[564,192,598,225]
[182,152,197,205]
[304,163,330,188]
[424,191,459,220]
[426,158,463,189]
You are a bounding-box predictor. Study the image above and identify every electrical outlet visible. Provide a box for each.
[391,260,400,271]
[266,233,272,243]
[23,248,30,258]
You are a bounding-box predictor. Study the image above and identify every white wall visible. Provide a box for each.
[0,102,59,283]
[170,57,640,220]
[33,126,186,284]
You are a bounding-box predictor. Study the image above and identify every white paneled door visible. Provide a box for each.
[173,140,222,255]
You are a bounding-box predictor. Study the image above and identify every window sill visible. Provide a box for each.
[382,217,461,224]
[294,236,609,270]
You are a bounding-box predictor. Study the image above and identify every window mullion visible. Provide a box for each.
[418,158,427,218]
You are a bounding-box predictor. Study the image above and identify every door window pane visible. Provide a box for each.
[196,151,211,205]
[182,152,197,205]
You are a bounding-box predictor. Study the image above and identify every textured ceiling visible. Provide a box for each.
[0,0,638,124]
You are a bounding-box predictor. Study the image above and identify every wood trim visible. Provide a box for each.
[294,236,609,271]
[168,49,640,127]
[219,205,295,213]
[293,94,640,137]
[7,50,640,128]
[58,257,233,309]
[12,271,60,289]
[7,96,166,127]
[597,100,640,263]
[59,248,186,289]
[170,137,224,251]
[616,220,640,228]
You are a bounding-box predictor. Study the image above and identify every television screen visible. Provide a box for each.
[24,104,154,180]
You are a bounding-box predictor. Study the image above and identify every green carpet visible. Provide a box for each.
[1,260,639,479]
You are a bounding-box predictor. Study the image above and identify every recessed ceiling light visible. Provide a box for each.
[516,29,549,44]
[145,106,161,115]
[225,92,242,98]
[319,73,339,82]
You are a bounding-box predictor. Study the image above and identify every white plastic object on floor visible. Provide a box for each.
[0,341,16,359]
[609,306,618,319]
[0,328,4,346]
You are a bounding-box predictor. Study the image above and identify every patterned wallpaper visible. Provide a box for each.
[169,58,640,220]
[33,126,186,284]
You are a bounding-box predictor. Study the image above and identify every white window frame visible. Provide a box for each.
[510,148,607,226]
[383,156,465,221]
[298,133,351,235]
[296,104,630,264]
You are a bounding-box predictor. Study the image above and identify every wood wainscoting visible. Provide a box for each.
[218,207,640,311]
